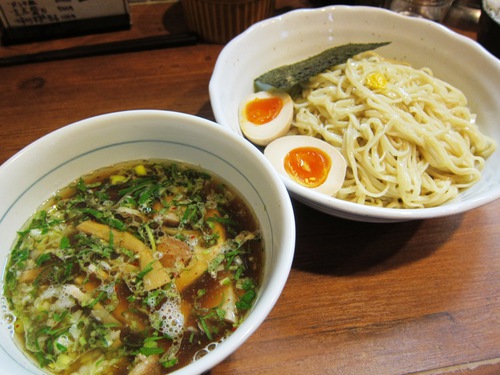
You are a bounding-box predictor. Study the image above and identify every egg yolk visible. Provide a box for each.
[284,147,332,188]
[365,72,387,90]
[245,97,283,125]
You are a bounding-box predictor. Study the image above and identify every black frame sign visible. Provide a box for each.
[0,0,131,45]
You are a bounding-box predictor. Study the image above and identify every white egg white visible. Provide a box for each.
[238,90,293,146]
[264,135,347,196]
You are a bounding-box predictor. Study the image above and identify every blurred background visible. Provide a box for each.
[0,0,495,66]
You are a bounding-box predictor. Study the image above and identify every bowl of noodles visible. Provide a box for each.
[209,5,500,222]
[0,110,295,374]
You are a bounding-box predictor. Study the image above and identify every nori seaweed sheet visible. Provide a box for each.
[254,42,391,91]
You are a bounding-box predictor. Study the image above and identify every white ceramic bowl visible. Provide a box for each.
[0,110,295,375]
[210,5,500,223]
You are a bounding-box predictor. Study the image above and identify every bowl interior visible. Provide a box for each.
[0,110,295,374]
[209,5,500,222]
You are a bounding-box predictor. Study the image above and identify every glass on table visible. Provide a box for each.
[389,0,456,21]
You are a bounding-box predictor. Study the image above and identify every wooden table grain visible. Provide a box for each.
[1,1,499,374]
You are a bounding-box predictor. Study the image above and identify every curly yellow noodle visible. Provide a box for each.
[291,53,496,208]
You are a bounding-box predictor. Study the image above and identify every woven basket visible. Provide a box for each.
[182,0,275,44]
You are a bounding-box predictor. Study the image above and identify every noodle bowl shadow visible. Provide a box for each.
[210,5,500,223]
[0,110,296,375]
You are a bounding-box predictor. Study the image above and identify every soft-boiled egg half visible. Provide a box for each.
[264,135,347,196]
[238,90,293,146]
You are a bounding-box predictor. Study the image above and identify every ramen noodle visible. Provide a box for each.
[291,52,496,208]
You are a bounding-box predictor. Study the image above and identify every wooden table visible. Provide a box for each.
[1,1,499,374]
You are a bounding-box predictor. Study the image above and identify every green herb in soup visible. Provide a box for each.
[3,160,263,374]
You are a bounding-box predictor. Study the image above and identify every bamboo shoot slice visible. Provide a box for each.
[199,281,238,324]
[76,221,170,291]
[175,209,227,292]
[175,243,224,292]
[129,354,162,375]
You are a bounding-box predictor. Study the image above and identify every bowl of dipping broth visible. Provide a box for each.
[210,5,500,223]
[0,110,295,375]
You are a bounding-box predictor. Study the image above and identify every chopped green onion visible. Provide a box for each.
[161,358,178,368]
[144,224,156,252]
[236,289,256,310]
[137,261,154,280]
[198,316,213,340]
[55,342,67,353]
[60,236,70,249]
[85,290,107,309]
[36,253,52,267]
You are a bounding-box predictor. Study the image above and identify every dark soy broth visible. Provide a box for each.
[2,159,263,374]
